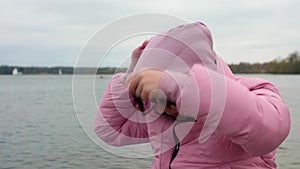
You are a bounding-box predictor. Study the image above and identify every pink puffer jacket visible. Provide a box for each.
[94,22,290,169]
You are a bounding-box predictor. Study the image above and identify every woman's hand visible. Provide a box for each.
[128,69,178,116]
[128,69,163,100]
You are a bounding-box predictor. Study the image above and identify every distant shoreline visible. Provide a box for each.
[2,73,300,76]
[1,65,299,75]
[0,66,127,75]
[1,51,300,75]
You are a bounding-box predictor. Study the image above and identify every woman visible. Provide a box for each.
[94,22,290,169]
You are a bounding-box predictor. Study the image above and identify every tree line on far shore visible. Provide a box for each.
[1,52,300,75]
[229,51,300,74]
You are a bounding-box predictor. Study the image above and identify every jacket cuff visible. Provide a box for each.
[159,72,181,103]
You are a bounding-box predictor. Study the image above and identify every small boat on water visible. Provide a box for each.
[12,68,22,75]
[59,69,62,75]
[12,68,18,75]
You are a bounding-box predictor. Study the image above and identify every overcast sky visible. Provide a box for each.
[1,0,300,67]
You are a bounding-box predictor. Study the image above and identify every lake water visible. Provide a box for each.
[0,74,299,169]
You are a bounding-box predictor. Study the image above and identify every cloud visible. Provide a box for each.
[0,0,300,66]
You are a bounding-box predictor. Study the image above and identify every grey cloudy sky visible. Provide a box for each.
[1,0,300,66]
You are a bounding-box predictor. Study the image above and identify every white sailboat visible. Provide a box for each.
[12,68,18,75]
[58,69,62,75]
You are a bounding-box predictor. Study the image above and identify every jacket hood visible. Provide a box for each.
[134,22,219,73]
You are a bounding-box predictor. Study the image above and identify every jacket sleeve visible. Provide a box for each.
[161,64,291,156]
[94,73,149,146]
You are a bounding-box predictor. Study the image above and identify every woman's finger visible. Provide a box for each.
[135,80,143,98]
[140,86,150,101]
[128,73,142,94]
[164,105,178,116]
